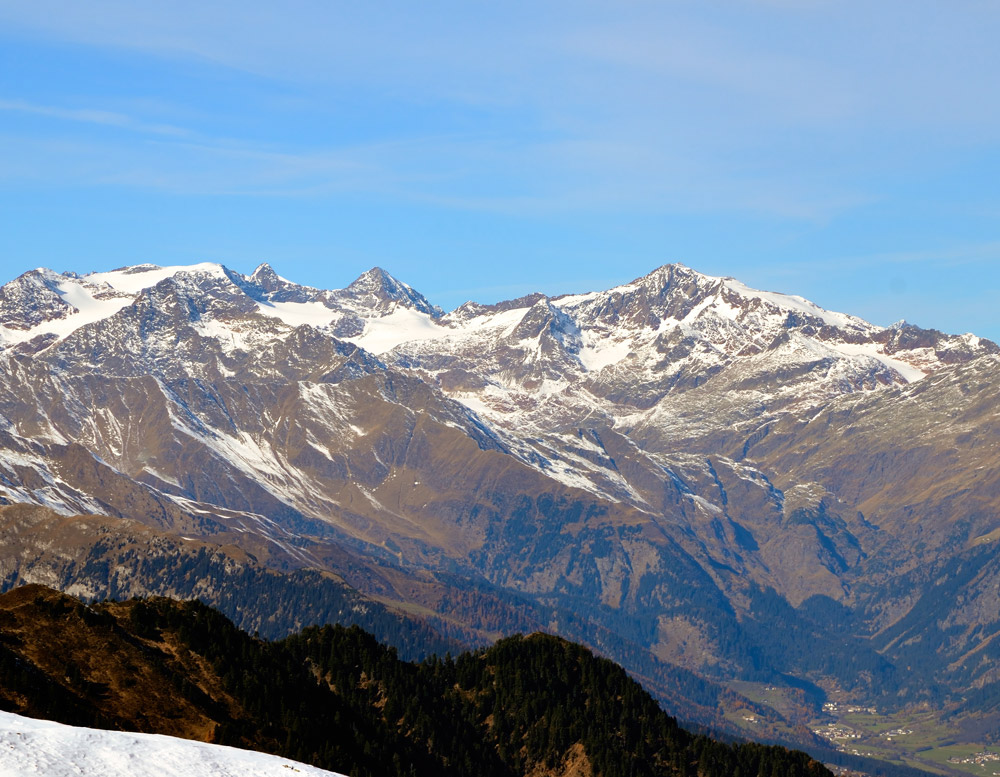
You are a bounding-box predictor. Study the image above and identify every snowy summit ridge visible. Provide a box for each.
[0,260,983,376]
[0,260,992,411]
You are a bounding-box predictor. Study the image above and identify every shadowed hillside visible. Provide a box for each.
[0,585,830,777]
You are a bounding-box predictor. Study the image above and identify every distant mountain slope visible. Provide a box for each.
[0,260,997,760]
[0,585,831,777]
[0,503,460,657]
[0,503,773,736]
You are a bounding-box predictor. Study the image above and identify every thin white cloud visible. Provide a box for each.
[768,242,1000,276]
[0,121,872,221]
[0,98,192,137]
[559,20,857,126]
[3,1,998,133]
[0,1,997,225]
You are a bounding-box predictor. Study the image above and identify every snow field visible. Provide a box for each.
[0,711,346,777]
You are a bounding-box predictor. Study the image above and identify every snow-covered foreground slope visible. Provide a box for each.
[0,711,345,777]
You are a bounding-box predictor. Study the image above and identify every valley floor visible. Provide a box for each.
[730,681,999,777]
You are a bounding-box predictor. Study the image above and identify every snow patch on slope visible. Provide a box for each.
[346,306,452,353]
[829,342,927,382]
[722,278,864,330]
[0,449,108,517]
[347,304,537,355]
[577,332,633,372]
[86,262,230,294]
[256,299,338,328]
[192,318,256,352]
[0,282,132,346]
[0,264,233,348]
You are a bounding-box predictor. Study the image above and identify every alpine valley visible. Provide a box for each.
[1,261,998,774]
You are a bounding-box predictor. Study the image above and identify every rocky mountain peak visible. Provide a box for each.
[634,262,712,289]
[510,298,578,343]
[347,267,411,298]
[344,267,442,317]
[556,263,725,330]
[604,263,868,339]
[149,269,263,319]
[110,263,161,275]
[445,293,549,326]
[0,268,76,331]
[249,263,290,294]
[250,261,278,281]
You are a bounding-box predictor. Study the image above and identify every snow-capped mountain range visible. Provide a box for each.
[1,260,998,733]
[0,261,989,546]
[1,260,981,377]
[1,261,985,506]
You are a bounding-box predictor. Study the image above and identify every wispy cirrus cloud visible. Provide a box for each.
[0,120,873,223]
[0,98,192,137]
[1,1,996,220]
[761,241,1000,279]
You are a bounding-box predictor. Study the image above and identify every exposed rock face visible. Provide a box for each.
[0,259,997,737]
[0,269,80,330]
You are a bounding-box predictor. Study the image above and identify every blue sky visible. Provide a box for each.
[1,1,998,339]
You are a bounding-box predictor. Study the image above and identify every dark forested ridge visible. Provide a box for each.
[0,584,830,777]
